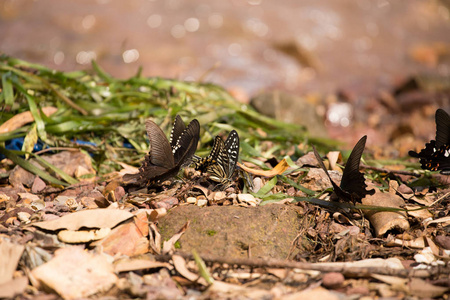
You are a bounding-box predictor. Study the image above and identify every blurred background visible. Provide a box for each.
[1,0,450,152]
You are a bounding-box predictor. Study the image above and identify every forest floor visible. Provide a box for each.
[0,56,449,299]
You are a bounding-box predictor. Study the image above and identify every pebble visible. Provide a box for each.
[237,193,258,206]
[186,197,196,204]
[322,272,344,289]
[197,199,207,207]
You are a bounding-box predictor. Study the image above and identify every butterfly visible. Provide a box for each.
[123,115,200,186]
[312,135,375,203]
[193,130,240,185]
[409,109,450,175]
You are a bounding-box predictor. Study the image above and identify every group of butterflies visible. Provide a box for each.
[122,115,239,188]
[124,108,450,203]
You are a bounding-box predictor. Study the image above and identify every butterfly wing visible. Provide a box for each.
[224,130,240,176]
[339,136,375,201]
[193,136,224,171]
[173,119,200,167]
[409,109,450,174]
[170,115,187,151]
[435,109,450,149]
[312,144,348,198]
[206,138,228,183]
[145,119,175,168]
[417,144,450,175]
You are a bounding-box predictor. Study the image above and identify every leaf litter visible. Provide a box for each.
[0,56,449,299]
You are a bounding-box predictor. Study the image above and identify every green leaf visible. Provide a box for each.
[252,176,278,198]
[192,249,214,285]
[22,123,38,159]
[280,175,316,196]
[1,72,14,106]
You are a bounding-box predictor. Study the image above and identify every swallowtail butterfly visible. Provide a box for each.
[312,135,375,203]
[123,115,200,186]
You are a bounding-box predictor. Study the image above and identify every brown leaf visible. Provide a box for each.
[162,221,190,255]
[92,212,150,256]
[0,276,28,299]
[32,208,134,231]
[362,190,409,237]
[172,255,207,285]
[0,240,25,284]
[114,258,171,273]
[57,228,111,243]
[0,107,57,134]
[31,247,117,299]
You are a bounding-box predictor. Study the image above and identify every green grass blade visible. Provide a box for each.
[0,147,69,186]
[1,72,14,106]
[31,153,79,185]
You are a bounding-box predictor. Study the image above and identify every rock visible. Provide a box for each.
[153,197,179,210]
[322,272,345,289]
[158,205,303,259]
[31,176,46,193]
[186,197,196,204]
[197,199,207,207]
[250,91,328,138]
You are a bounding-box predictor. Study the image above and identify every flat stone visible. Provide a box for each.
[158,204,303,259]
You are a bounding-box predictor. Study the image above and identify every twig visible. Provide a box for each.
[154,252,448,278]
[360,164,421,177]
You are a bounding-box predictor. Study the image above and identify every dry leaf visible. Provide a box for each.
[362,191,409,237]
[162,221,190,255]
[0,107,58,134]
[237,158,289,177]
[372,274,449,298]
[423,216,450,228]
[114,258,171,273]
[282,286,339,300]
[0,276,28,299]
[172,255,207,285]
[386,237,426,249]
[405,205,433,220]
[92,212,149,256]
[0,240,25,284]
[32,247,117,300]
[149,223,161,254]
[32,208,133,231]
[57,228,111,243]
[326,151,341,171]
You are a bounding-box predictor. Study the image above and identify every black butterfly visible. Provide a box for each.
[409,109,450,175]
[312,135,375,203]
[123,115,200,186]
[194,130,240,184]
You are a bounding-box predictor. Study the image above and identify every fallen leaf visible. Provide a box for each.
[326,151,341,172]
[172,255,207,285]
[162,221,190,255]
[149,223,161,254]
[282,286,339,300]
[114,258,171,273]
[362,190,409,237]
[0,240,25,284]
[32,208,133,231]
[0,276,28,299]
[237,158,289,177]
[57,228,111,243]
[31,247,117,300]
[0,107,58,134]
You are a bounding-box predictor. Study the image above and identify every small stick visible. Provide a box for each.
[154,252,447,278]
